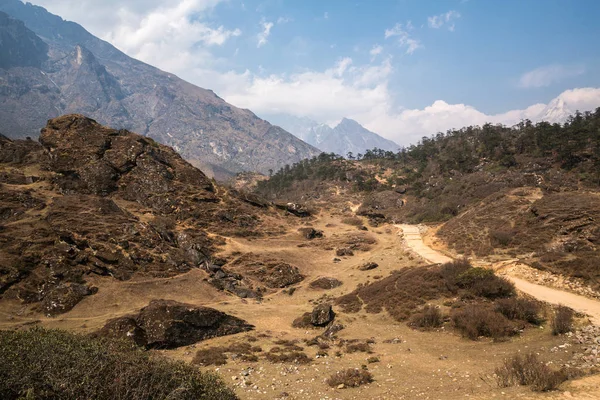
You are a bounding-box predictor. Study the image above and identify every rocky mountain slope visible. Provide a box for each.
[0,1,320,178]
[266,114,399,156]
[0,114,309,316]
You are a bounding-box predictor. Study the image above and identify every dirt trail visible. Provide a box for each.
[396,225,600,324]
[396,224,452,264]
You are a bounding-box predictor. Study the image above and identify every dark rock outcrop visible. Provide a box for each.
[293,304,336,328]
[358,262,379,271]
[309,277,343,290]
[96,299,253,348]
[0,116,288,314]
[311,304,335,326]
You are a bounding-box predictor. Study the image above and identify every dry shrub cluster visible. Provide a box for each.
[0,328,237,400]
[192,342,263,366]
[451,304,517,341]
[264,349,311,364]
[326,368,374,388]
[409,305,444,329]
[489,230,515,247]
[344,342,373,354]
[495,353,568,391]
[495,298,543,325]
[551,305,574,335]
[336,259,514,321]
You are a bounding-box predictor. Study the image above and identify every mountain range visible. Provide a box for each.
[265,114,399,156]
[0,0,320,179]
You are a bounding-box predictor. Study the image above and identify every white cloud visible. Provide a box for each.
[519,64,586,88]
[31,0,240,78]
[218,55,600,146]
[428,10,460,31]
[370,45,383,58]
[27,0,600,150]
[384,22,421,54]
[257,20,274,47]
[277,16,292,24]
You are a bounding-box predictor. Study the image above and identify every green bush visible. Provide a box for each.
[0,328,237,400]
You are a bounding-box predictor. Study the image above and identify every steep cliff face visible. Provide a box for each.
[0,1,320,177]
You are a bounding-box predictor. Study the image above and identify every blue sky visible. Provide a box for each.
[29,0,600,145]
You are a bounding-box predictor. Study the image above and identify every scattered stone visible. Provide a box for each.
[336,248,354,257]
[358,262,379,271]
[309,277,343,290]
[298,227,324,240]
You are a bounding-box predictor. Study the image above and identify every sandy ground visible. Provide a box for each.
[1,215,598,399]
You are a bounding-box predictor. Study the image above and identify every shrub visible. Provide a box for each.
[193,348,228,366]
[410,305,444,329]
[451,304,515,340]
[0,328,237,400]
[265,350,311,364]
[489,230,514,247]
[326,368,374,388]
[495,298,543,325]
[495,353,567,391]
[457,267,515,299]
[551,305,574,335]
[344,342,373,354]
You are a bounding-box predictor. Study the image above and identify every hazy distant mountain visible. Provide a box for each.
[265,114,399,156]
[0,1,320,178]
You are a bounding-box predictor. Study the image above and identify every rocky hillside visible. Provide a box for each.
[254,109,600,286]
[0,0,320,178]
[0,114,307,316]
[266,114,399,156]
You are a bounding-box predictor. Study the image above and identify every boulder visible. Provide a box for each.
[298,227,324,240]
[358,262,379,271]
[309,277,343,290]
[95,299,253,349]
[311,304,335,327]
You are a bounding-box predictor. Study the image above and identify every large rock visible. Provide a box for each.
[96,299,253,349]
[311,304,335,327]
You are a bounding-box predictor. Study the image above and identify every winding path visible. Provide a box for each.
[396,224,600,325]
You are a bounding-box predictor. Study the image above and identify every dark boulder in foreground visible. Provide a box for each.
[96,299,253,348]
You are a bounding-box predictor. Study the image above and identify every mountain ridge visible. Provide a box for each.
[265,114,399,156]
[0,0,321,178]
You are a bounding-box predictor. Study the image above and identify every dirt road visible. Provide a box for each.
[396,225,600,324]
[396,224,452,264]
